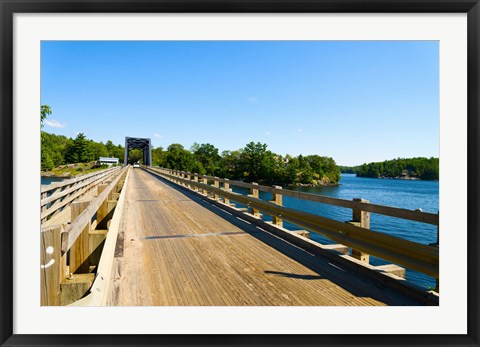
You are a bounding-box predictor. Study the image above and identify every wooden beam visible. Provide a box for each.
[89,229,108,267]
[70,200,91,274]
[271,185,283,227]
[60,273,95,306]
[350,198,370,263]
[65,167,127,252]
[40,226,63,306]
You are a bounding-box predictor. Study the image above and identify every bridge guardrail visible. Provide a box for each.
[69,166,132,306]
[145,167,439,284]
[41,166,121,223]
[40,166,129,306]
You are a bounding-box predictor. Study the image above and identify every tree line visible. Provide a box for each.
[155,142,340,186]
[340,157,439,180]
[41,132,341,186]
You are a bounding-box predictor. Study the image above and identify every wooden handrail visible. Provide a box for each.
[167,169,438,225]
[41,166,119,193]
[64,166,128,252]
[147,167,439,278]
[41,167,119,207]
[70,168,132,306]
[41,166,129,306]
[40,167,121,222]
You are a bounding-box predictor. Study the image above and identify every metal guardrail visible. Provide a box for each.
[146,167,439,280]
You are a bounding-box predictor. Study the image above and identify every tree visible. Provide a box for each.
[152,146,165,166]
[218,150,243,178]
[165,143,196,171]
[41,105,52,128]
[66,133,93,163]
[41,131,70,170]
[192,143,221,176]
[128,149,143,164]
[239,142,276,182]
[88,141,108,160]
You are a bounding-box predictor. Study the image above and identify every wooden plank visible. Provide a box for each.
[323,244,349,255]
[375,264,406,278]
[96,183,109,227]
[89,229,108,267]
[65,167,127,252]
[60,273,95,306]
[70,201,91,274]
[41,166,119,194]
[41,169,117,207]
[291,230,310,239]
[350,198,370,263]
[70,168,131,306]
[41,170,117,221]
[40,226,62,306]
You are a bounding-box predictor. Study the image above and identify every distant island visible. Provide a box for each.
[339,157,439,180]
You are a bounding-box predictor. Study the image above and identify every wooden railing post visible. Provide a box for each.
[213,177,220,200]
[41,226,63,306]
[349,198,370,263]
[96,183,109,229]
[248,183,261,217]
[41,192,48,223]
[202,177,208,195]
[70,200,91,274]
[186,173,191,189]
[182,172,187,186]
[193,175,199,191]
[271,185,283,227]
[223,179,231,205]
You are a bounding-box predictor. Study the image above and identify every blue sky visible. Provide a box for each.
[41,41,438,166]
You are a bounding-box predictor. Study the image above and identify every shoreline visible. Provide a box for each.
[41,174,73,179]
[347,174,438,182]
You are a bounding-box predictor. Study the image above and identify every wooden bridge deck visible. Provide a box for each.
[110,168,418,306]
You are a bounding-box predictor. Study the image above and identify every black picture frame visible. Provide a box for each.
[1,1,478,346]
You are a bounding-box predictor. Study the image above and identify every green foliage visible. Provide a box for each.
[356,157,439,180]
[161,141,340,187]
[65,133,94,163]
[240,142,275,182]
[41,131,124,171]
[41,131,70,170]
[164,144,196,172]
[128,149,143,164]
[338,165,359,174]
[88,141,108,159]
[41,130,341,186]
[191,142,221,176]
[105,140,124,162]
[40,105,52,128]
[152,146,165,166]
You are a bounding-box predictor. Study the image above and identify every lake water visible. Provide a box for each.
[232,174,438,289]
[41,176,66,185]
